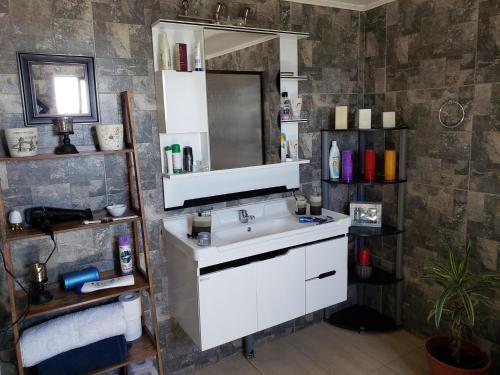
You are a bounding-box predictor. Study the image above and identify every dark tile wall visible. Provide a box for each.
[362,0,500,372]
[0,1,363,374]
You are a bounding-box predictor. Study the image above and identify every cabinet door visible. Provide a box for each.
[305,237,348,314]
[198,263,257,350]
[256,247,305,331]
[162,70,209,134]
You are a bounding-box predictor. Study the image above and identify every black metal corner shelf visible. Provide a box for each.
[321,121,407,332]
[327,305,400,332]
[322,175,407,186]
[348,265,403,286]
[349,225,404,237]
[321,126,408,133]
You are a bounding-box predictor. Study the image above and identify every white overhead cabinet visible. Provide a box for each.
[155,70,208,134]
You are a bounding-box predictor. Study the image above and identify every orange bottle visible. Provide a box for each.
[384,150,397,181]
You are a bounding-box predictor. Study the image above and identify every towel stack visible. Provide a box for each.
[20,302,129,374]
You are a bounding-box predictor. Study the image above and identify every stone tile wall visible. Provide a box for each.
[0,1,362,374]
[362,0,500,372]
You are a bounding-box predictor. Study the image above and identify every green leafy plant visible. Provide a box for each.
[422,242,500,366]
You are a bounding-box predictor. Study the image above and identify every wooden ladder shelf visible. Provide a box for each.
[0,92,164,375]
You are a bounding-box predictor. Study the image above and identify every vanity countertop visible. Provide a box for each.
[163,197,350,267]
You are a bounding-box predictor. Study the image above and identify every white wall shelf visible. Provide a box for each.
[162,160,309,208]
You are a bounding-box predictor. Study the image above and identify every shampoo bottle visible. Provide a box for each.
[329,140,340,180]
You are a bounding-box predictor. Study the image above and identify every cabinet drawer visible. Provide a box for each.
[306,270,347,314]
[305,237,347,280]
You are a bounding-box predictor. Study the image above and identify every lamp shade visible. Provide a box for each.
[54,117,74,134]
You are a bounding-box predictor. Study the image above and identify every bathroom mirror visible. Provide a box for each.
[204,29,281,170]
[18,53,99,125]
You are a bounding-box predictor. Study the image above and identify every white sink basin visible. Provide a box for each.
[211,216,305,247]
[163,197,351,267]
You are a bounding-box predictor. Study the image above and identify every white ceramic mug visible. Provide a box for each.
[96,124,124,151]
[5,128,38,157]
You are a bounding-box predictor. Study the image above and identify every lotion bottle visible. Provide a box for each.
[194,42,203,71]
[329,140,340,180]
[158,32,172,70]
[164,146,173,174]
[280,133,287,162]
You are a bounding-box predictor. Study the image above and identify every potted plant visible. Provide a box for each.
[422,242,500,374]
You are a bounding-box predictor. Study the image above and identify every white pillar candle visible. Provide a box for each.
[335,106,348,129]
[383,112,396,128]
[358,109,371,129]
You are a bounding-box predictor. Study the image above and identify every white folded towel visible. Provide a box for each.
[20,302,126,367]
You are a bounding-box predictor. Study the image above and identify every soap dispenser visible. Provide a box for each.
[309,187,322,216]
[191,209,212,238]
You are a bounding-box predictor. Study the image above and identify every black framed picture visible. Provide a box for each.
[17,53,99,126]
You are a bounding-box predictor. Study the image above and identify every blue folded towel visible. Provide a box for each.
[35,335,128,375]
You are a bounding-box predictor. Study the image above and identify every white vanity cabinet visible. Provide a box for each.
[163,199,351,351]
[171,237,346,351]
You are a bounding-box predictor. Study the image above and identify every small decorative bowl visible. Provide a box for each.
[106,204,127,217]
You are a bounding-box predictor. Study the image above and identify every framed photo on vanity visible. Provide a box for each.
[350,201,382,227]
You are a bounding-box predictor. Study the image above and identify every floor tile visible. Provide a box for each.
[285,323,384,374]
[368,366,400,375]
[195,353,261,375]
[249,336,328,375]
[386,348,429,375]
[323,323,420,364]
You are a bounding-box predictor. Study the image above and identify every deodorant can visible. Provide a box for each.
[119,235,133,275]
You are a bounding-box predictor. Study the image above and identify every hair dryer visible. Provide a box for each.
[25,207,93,236]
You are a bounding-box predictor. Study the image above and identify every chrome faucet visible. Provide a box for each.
[215,2,225,24]
[238,209,255,224]
[242,7,250,25]
[181,0,189,16]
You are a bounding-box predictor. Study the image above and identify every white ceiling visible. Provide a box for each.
[288,0,395,12]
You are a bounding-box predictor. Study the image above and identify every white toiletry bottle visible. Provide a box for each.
[164,146,173,174]
[158,32,172,70]
[194,42,203,71]
[329,140,340,180]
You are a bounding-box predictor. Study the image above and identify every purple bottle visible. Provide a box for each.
[342,150,353,182]
[118,235,133,275]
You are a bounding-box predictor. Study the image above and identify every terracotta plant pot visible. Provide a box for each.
[425,336,490,375]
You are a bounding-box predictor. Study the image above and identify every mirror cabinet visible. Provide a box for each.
[152,20,309,208]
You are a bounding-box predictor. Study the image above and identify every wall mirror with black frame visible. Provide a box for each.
[17,53,99,126]
[204,29,280,171]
